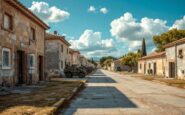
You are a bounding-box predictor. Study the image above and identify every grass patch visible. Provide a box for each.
[0,81,82,115]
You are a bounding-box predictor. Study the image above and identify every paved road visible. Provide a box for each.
[60,69,185,115]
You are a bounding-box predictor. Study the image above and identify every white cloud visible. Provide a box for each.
[171,16,185,29]
[29,1,70,23]
[69,29,116,58]
[88,6,96,13]
[70,29,114,51]
[100,8,108,14]
[110,12,169,50]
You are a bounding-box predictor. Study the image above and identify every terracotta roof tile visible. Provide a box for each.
[138,51,165,60]
[46,33,71,46]
[163,38,185,48]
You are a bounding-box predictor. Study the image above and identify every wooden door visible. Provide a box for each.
[17,51,25,84]
[153,62,157,75]
[38,56,44,81]
[169,62,175,78]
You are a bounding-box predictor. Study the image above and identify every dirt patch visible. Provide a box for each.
[116,71,185,89]
[0,81,82,115]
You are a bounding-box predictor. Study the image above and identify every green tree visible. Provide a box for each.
[153,29,185,51]
[141,38,147,57]
[99,56,115,67]
[103,58,113,69]
[121,52,141,71]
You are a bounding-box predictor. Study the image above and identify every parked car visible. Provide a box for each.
[64,65,86,78]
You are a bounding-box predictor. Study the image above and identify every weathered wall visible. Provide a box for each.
[177,44,185,79]
[0,0,45,85]
[138,57,166,76]
[45,41,59,72]
[45,39,70,77]
[165,45,185,79]
[111,61,130,71]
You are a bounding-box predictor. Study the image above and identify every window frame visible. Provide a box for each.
[2,48,11,69]
[30,27,36,41]
[61,60,63,69]
[3,12,13,31]
[140,64,142,69]
[148,63,151,69]
[61,44,63,53]
[28,54,35,69]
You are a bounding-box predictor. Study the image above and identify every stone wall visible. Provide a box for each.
[0,0,46,86]
[45,41,59,73]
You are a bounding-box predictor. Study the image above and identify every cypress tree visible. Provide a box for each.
[141,38,147,57]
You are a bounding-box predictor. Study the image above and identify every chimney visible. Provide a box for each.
[54,31,58,35]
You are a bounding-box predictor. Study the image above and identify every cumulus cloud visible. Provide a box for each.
[29,1,70,23]
[110,12,169,50]
[100,8,108,14]
[70,29,114,51]
[171,16,185,29]
[88,6,96,13]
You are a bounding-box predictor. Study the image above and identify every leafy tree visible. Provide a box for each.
[103,58,113,69]
[99,56,115,67]
[121,52,141,71]
[153,29,185,51]
[141,38,147,57]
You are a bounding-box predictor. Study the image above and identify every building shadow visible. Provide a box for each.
[60,86,137,115]
[87,76,117,83]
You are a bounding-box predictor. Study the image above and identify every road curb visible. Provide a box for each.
[35,81,86,115]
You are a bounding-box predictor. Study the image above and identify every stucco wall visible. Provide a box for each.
[138,57,166,76]
[165,44,185,79]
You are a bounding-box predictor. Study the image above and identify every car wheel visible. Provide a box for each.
[65,72,72,78]
[79,72,85,78]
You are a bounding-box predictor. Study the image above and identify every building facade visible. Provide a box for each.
[45,33,70,77]
[164,38,185,80]
[138,52,166,76]
[0,0,49,86]
[111,59,130,71]
[69,49,81,66]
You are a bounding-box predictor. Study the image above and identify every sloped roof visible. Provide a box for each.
[163,38,185,48]
[138,51,165,60]
[46,33,71,46]
[69,48,80,54]
[5,0,49,29]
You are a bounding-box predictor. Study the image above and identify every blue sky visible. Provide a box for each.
[20,0,185,60]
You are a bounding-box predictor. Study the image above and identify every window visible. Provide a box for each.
[148,63,151,69]
[61,61,63,69]
[61,45,63,53]
[30,28,36,40]
[29,54,35,69]
[178,49,183,59]
[3,13,13,30]
[67,48,68,54]
[2,48,11,69]
[140,64,142,69]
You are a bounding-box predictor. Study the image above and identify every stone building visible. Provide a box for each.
[0,0,49,86]
[79,55,88,66]
[111,59,130,71]
[68,49,81,66]
[45,32,71,77]
[138,52,166,76]
[164,38,185,80]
